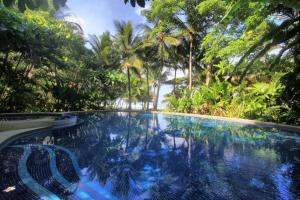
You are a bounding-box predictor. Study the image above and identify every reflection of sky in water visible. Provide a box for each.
[1,112,300,200]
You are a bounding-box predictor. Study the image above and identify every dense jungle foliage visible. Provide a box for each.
[0,0,300,125]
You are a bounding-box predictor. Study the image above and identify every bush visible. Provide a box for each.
[165,78,284,123]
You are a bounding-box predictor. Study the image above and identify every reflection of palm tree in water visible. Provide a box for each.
[125,112,131,152]
[110,160,140,199]
[87,138,122,183]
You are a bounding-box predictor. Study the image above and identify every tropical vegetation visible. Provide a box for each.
[0,0,299,125]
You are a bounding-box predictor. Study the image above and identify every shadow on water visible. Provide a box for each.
[0,112,300,200]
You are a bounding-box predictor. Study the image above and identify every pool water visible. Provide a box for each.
[0,112,300,200]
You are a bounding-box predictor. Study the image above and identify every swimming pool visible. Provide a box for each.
[0,112,300,200]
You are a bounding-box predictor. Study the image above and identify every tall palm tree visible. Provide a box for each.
[172,17,197,89]
[139,44,157,110]
[169,45,186,94]
[114,21,144,110]
[153,31,180,110]
[143,26,180,110]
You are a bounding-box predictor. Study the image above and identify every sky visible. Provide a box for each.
[61,0,185,109]
[63,0,147,37]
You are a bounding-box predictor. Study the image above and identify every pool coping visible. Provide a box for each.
[0,110,300,133]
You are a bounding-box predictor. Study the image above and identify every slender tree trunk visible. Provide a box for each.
[127,67,132,110]
[153,86,156,109]
[154,60,163,111]
[173,67,177,94]
[155,80,161,111]
[155,114,160,133]
[173,131,176,150]
[24,64,34,78]
[188,38,193,89]
[206,63,212,86]
[146,67,150,110]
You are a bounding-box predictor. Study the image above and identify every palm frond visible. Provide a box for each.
[230,16,300,83]
[164,36,181,46]
[121,55,143,70]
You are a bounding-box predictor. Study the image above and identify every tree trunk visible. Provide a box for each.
[188,38,193,89]
[146,67,150,110]
[206,63,212,86]
[154,80,161,111]
[127,67,132,110]
[173,67,177,94]
[154,60,163,111]
[173,131,176,150]
[24,64,34,78]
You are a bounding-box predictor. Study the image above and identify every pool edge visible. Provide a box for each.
[1,110,300,133]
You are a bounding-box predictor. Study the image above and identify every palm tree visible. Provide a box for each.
[114,21,144,110]
[152,66,170,110]
[153,31,180,110]
[172,17,197,89]
[169,45,186,94]
[143,26,180,110]
[88,32,119,69]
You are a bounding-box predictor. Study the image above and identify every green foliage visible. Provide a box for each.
[166,77,284,122]
[0,6,126,112]
[1,0,66,12]
[1,0,300,126]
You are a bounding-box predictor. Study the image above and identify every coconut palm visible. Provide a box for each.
[114,21,144,110]
[139,44,157,110]
[142,25,180,110]
[172,17,197,89]
[88,32,119,68]
[152,31,180,110]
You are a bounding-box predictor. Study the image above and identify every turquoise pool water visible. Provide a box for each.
[0,112,300,200]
